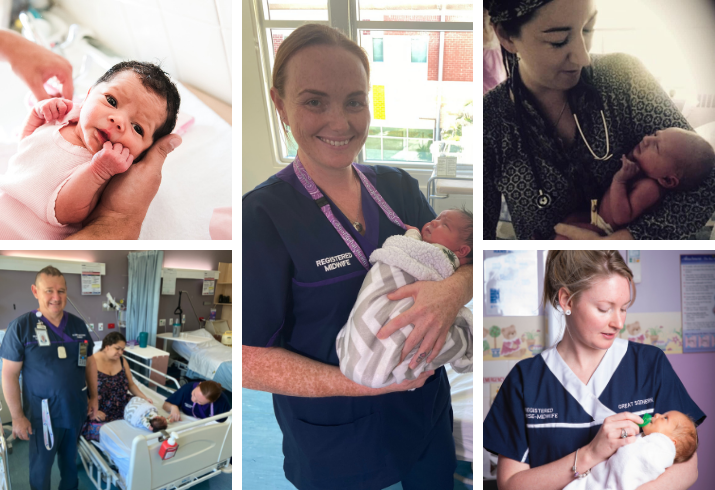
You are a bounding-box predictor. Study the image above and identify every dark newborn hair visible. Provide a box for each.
[150,417,168,433]
[94,61,181,161]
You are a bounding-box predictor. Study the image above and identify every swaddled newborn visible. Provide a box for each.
[564,411,698,490]
[336,208,473,388]
[124,396,168,432]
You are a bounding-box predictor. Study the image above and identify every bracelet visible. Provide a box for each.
[572,448,591,479]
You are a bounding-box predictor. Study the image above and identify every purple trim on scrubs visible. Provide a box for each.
[34,310,74,342]
[276,162,394,265]
[266,320,285,348]
[292,270,367,288]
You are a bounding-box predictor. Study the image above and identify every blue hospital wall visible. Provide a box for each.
[483,250,715,490]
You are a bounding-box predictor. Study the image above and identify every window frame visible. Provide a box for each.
[250,0,474,175]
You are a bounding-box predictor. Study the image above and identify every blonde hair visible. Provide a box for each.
[673,414,698,463]
[542,251,636,310]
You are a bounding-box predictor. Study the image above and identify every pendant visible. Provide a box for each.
[352,221,364,234]
[536,190,551,209]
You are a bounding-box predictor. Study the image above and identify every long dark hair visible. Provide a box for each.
[101,332,127,351]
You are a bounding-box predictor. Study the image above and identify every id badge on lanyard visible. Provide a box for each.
[293,157,406,269]
[35,313,51,347]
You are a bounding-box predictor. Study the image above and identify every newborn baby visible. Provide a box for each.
[0,61,180,239]
[124,396,169,433]
[564,411,698,490]
[336,208,473,388]
[558,128,715,238]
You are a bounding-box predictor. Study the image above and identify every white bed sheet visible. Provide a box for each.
[171,329,232,381]
[0,63,231,240]
[447,366,473,462]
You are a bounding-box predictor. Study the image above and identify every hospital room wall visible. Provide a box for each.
[54,0,232,104]
[482,250,715,490]
[157,250,233,335]
[0,250,231,344]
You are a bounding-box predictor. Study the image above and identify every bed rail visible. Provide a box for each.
[0,419,11,490]
[123,355,181,392]
[78,436,121,490]
[127,410,232,490]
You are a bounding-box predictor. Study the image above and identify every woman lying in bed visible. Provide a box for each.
[82,332,155,441]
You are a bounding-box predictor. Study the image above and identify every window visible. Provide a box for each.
[411,38,427,63]
[373,37,384,62]
[251,0,473,168]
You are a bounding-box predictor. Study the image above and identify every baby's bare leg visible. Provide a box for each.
[55,142,133,225]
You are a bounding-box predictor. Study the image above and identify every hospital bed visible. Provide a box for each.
[78,355,232,490]
[0,412,10,490]
[159,328,232,391]
[449,299,473,486]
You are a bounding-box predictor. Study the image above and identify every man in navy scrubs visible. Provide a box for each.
[0,266,97,490]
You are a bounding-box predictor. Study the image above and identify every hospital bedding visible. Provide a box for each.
[171,329,232,390]
[96,383,212,485]
[447,365,473,462]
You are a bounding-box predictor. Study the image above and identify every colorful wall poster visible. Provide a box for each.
[680,255,715,353]
[483,316,545,361]
[619,312,683,354]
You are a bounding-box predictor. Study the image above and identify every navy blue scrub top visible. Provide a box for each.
[483,340,705,468]
[243,164,454,490]
[165,382,231,423]
[0,311,94,429]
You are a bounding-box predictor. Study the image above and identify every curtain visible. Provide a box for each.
[127,251,163,347]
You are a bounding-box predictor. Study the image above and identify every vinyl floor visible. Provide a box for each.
[242,387,473,490]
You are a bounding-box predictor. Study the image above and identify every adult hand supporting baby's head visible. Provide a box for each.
[66,135,182,240]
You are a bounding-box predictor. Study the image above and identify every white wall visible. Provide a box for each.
[56,0,232,104]
[242,0,279,195]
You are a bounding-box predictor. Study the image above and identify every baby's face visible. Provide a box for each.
[421,210,469,256]
[78,71,166,158]
[631,128,697,184]
[642,410,690,439]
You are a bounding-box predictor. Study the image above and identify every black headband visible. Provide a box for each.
[487,0,554,24]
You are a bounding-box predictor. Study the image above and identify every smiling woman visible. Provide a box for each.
[242,22,473,490]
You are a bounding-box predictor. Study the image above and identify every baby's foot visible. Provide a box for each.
[91,142,134,181]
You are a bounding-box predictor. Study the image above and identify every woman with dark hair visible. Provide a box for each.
[81,332,153,441]
[483,0,715,239]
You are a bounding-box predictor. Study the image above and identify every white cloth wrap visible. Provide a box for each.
[563,433,676,490]
[336,233,473,388]
[123,396,159,431]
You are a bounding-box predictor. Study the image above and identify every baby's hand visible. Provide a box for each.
[91,142,134,181]
[614,155,640,183]
[33,97,73,124]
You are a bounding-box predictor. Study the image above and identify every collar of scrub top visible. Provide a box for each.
[34,309,74,343]
[278,162,382,261]
[291,157,406,269]
[191,382,214,418]
[539,338,629,425]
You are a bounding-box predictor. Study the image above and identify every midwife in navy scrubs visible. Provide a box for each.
[484,251,704,490]
[0,266,97,490]
[163,380,231,423]
[242,24,473,490]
